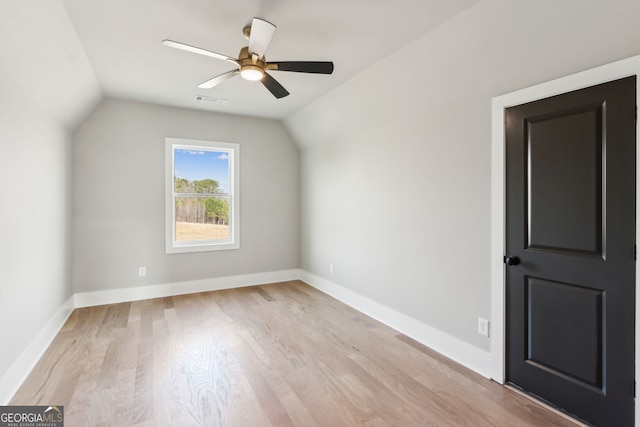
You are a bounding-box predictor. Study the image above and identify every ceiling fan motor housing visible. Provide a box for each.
[238,46,266,80]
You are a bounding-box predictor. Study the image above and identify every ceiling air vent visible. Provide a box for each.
[195,95,227,105]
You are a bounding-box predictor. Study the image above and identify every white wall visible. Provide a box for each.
[0,0,100,402]
[0,71,73,391]
[72,99,300,293]
[286,0,640,351]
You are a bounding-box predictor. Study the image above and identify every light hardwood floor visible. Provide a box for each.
[11,281,583,426]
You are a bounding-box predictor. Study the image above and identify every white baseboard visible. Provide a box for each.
[300,271,492,378]
[0,295,74,405]
[74,269,303,308]
[0,269,301,404]
[1,268,492,406]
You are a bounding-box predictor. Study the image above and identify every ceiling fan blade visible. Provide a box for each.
[197,70,240,89]
[261,72,289,99]
[269,61,334,74]
[248,18,276,58]
[162,40,239,65]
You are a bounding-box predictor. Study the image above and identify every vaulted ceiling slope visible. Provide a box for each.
[1,0,480,129]
[0,2,102,130]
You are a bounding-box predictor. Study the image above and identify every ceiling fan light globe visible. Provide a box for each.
[240,66,264,81]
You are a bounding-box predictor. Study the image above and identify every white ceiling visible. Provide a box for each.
[65,0,483,119]
[2,0,481,126]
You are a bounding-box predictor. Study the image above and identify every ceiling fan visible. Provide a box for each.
[162,17,334,99]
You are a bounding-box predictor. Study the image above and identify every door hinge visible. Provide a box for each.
[635,244,637,261]
[635,105,638,124]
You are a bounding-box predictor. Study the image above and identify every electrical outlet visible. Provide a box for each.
[478,317,489,337]
[329,263,334,274]
[139,267,146,277]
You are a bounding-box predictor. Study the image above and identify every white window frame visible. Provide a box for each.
[165,137,240,254]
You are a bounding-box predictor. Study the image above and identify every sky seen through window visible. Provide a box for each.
[174,148,230,193]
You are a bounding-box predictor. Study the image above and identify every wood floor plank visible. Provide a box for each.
[10,281,586,426]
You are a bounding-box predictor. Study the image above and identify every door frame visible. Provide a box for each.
[491,55,640,422]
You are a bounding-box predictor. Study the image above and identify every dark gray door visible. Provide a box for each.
[505,76,636,426]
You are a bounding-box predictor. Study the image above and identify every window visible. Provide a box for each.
[165,138,239,253]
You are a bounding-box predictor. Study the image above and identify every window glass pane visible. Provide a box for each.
[175,196,230,242]
[174,148,230,194]
[173,147,231,242]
